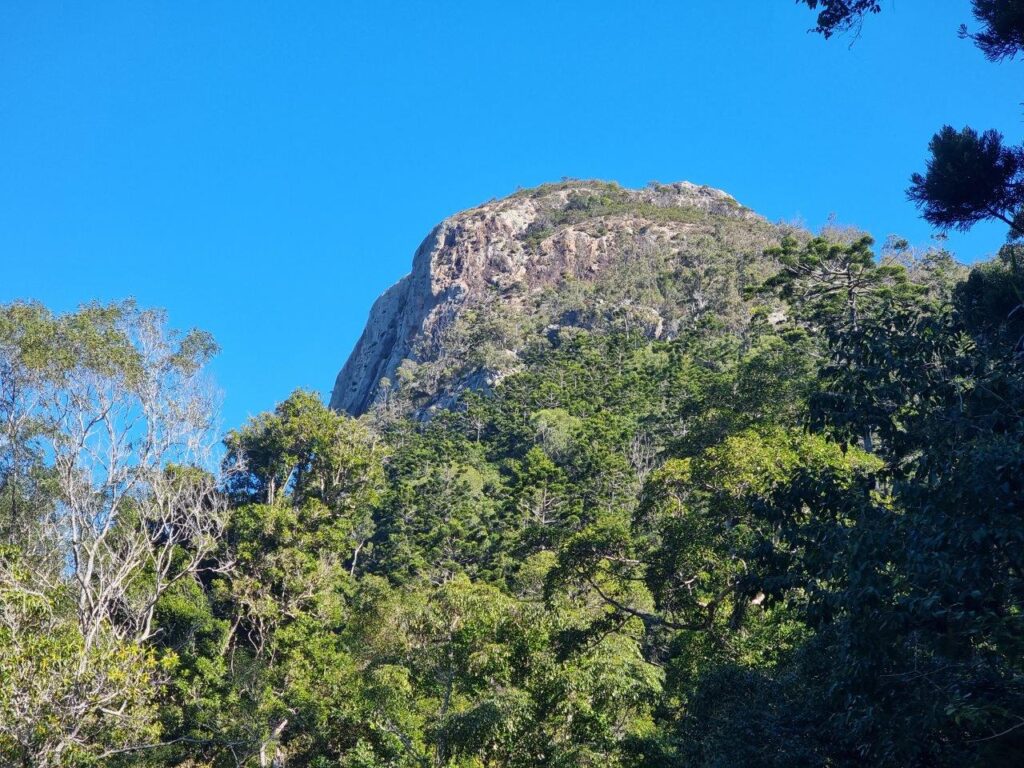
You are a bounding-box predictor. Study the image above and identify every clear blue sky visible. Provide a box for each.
[1,1,1019,430]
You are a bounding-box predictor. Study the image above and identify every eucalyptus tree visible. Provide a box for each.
[0,301,225,766]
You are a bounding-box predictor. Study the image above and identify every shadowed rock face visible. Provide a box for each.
[330,180,779,416]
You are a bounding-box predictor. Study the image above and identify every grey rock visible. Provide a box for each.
[329,179,779,416]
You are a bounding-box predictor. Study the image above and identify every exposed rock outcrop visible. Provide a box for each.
[330,180,782,416]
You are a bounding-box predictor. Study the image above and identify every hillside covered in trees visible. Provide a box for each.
[3,192,1024,765]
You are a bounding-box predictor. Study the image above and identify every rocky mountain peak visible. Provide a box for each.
[330,180,780,416]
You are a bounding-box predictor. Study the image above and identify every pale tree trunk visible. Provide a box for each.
[260,719,289,767]
[0,305,230,765]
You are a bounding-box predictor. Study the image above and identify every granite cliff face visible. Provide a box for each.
[330,180,783,416]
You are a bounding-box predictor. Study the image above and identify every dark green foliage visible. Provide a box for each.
[962,0,1024,61]
[798,1,881,38]
[801,0,1024,61]
[909,126,1024,237]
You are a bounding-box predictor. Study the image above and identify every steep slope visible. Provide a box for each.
[330,180,785,416]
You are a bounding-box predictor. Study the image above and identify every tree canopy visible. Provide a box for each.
[7,224,1024,765]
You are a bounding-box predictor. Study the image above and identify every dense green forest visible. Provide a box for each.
[2,1,1024,766]
[3,233,1023,766]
